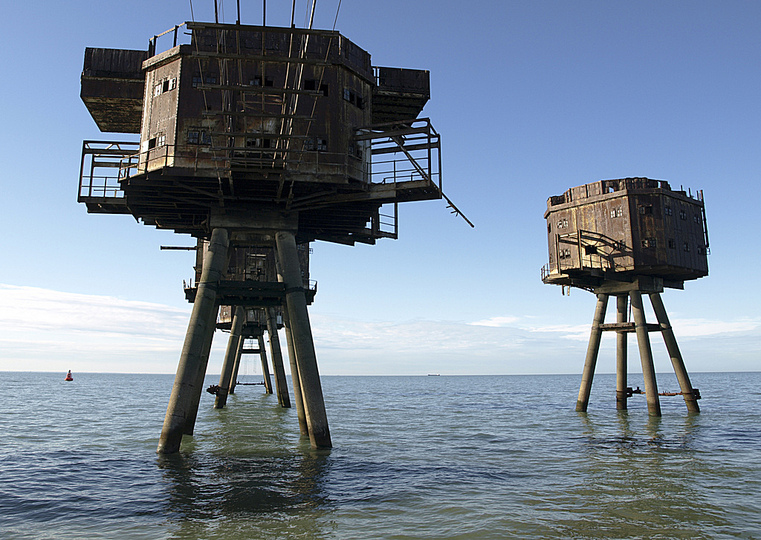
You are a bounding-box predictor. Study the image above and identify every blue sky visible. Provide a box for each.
[1,0,759,376]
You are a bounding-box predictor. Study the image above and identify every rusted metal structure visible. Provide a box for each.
[79,17,466,454]
[542,178,708,415]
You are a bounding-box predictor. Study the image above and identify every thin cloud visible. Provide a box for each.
[2,284,759,375]
[469,316,521,327]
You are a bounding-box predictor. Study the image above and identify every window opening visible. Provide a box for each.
[343,88,364,109]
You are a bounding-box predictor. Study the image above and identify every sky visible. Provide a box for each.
[1,0,760,377]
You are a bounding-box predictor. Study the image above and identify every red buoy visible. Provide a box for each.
[65,370,73,381]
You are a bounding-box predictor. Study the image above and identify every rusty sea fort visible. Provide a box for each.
[1,370,760,539]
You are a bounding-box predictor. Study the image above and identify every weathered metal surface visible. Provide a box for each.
[372,67,430,124]
[79,22,443,244]
[542,178,709,290]
[81,48,147,133]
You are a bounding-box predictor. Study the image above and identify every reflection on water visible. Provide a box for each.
[1,372,760,539]
[566,410,735,539]
[157,389,334,539]
[158,451,333,539]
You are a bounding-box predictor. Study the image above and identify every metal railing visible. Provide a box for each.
[78,140,139,202]
[547,230,635,277]
[356,118,441,191]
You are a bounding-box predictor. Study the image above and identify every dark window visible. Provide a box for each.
[192,74,202,88]
[304,79,328,96]
[693,214,700,224]
[683,242,690,252]
[665,205,673,216]
[680,209,687,220]
[148,137,157,149]
[642,238,657,248]
[205,74,217,85]
[668,238,676,249]
[316,138,327,151]
[639,205,653,215]
[584,245,598,255]
[246,137,272,149]
[188,131,211,145]
[343,87,364,109]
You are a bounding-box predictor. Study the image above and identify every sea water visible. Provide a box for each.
[0,371,759,539]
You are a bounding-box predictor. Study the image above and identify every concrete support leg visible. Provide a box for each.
[576,293,609,412]
[158,228,229,454]
[258,332,273,394]
[266,307,291,408]
[615,294,629,411]
[184,303,219,435]
[630,290,662,417]
[215,306,245,409]
[282,305,309,436]
[276,231,331,448]
[229,335,244,395]
[649,293,700,413]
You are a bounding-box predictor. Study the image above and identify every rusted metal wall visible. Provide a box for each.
[137,25,374,182]
[545,178,708,283]
[81,48,147,133]
[140,49,181,171]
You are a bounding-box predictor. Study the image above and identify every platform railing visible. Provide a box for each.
[356,118,441,191]
[78,140,139,202]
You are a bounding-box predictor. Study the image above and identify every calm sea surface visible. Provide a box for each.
[1,371,759,539]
